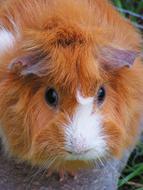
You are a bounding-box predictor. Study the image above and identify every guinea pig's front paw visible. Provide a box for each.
[59,169,77,182]
[59,169,68,182]
[46,169,77,182]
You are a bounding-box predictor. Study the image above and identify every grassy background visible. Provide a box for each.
[111,1,143,189]
[112,0,143,30]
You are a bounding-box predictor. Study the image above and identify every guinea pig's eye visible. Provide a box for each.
[97,86,106,104]
[45,88,58,107]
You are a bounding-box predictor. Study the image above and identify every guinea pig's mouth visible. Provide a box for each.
[64,148,105,161]
[66,149,92,155]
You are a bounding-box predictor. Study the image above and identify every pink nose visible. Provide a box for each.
[73,144,88,154]
[68,137,91,155]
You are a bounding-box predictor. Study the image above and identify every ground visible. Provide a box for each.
[0,146,130,190]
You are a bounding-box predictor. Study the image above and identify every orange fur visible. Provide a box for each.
[0,0,143,172]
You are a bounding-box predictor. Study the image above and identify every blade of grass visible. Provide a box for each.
[126,181,143,188]
[124,163,143,173]
[118,164,143,187]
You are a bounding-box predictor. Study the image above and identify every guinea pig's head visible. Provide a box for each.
[0,0,142,172]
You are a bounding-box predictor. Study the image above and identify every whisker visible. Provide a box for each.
[25,167,44,190]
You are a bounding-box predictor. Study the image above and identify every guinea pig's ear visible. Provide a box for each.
[99,46,139,70]
[8,52,48,76]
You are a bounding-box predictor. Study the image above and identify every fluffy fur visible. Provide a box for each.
[0,0,143,173]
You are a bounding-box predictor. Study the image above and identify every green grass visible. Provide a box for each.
[118,142,143,190]
[112,0,143,30]
[111,1,143,190]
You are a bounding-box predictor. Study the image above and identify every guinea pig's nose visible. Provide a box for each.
[67,137,92,155]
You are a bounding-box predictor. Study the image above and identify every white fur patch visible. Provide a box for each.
[0,28,15,55]
[76,90,94,105]
[65,94,107,160]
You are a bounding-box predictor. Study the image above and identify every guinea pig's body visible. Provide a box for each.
[0,0,143,173]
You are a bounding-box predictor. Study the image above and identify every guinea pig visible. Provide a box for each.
[0,0,143,174]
